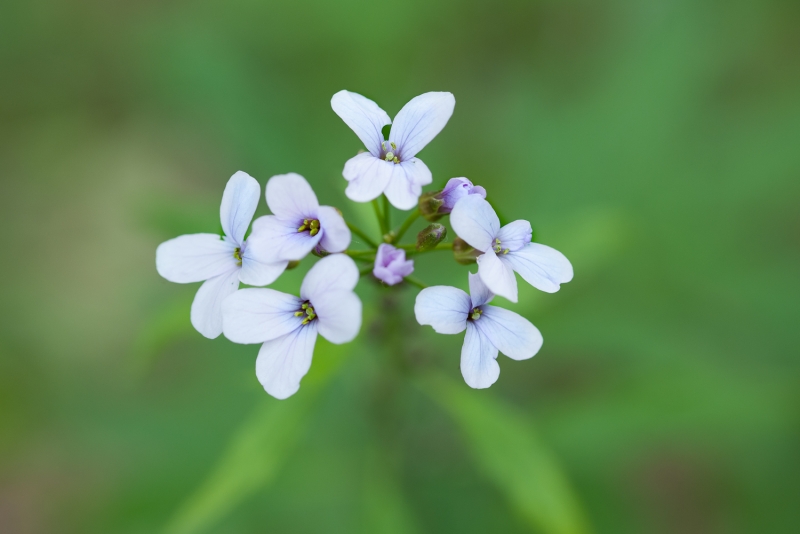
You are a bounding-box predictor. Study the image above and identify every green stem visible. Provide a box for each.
[344,250,377,258]
[372,199,387,236]
[359,266,374,277]
[397,242,453,254]
[403,276,428,289]
[346,222,377,249]
[392,210,420,243]
[382,195,391,236]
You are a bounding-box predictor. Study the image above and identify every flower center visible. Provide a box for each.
[293,301,317,325]
[382,141,400,164]
[469,307,483,321]
[297,219,321,236]
[492,238,510,255]
[233,247,243,266]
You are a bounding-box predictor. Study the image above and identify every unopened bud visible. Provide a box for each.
[418,191,445,222]
[416,223,447,251]
[311,244,330,258]
[286,260,301,270]
[453,237,480,265]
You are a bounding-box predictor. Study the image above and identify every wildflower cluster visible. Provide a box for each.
[156,91,573,399]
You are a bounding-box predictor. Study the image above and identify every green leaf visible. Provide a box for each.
[420,372,592,534]
[164,338,352,534]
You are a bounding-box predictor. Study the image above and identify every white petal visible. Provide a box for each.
[460,323,500,389]
[501,243,574,293]
[475,306,542,361]
[300,254,359,301]
[496,220,532,253]
[389,92,455,160]
[239,239,288,286]
[477,249,518,303]
[190,268,240,339]
[414,286,470,334]
[343,153,394,203]
[331,90,391,156]
[383,158,432,210]
[156,234,237,283]
[222,288,303,344]
[265,173,320,221]
[249,215,321,261]
[255,324,318,400]
[468,271,494,308]
[317,205,351,253]
[450,195,500,252]
[312,289,362,344]
[220,171,260,246]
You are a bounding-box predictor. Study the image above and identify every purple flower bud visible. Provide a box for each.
[437,178,487,214]
[373,244,414,285]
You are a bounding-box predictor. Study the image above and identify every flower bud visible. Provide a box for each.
[416,223,447,252]
[286,260,301,270]
[452,237,480,265]
[311,244,330,258]
[418,191,445,222]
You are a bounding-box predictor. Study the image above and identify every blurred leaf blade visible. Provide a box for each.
[164,339,352,534]
[421,372,592,534]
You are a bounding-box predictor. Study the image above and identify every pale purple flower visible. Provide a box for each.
[415,273,542,389]
[156,171,285,339]
[437,177,486,214]
[222,254,362,399]
[331,90,455,210]
[373,244,414,285]
[248,173,351,261]
[450,195,573,303]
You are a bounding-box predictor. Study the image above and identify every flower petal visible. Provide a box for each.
[343,153,394,203]
[477,249,518,303]
[383,158,431,210]
[265,173,320,221]
[460,323,500,389]
[222,288,303,344]
[475,306,543,361]
[389,92,455,160]
[156,234,237,283]
[496,220,532,253]
[255,324,318,400]
[312,289,362,344]
[220,171,260,246]
[190,268,240,339]
[450,195,500,252]
[414,286,470,334]
[468,271,494,308]
[239,240,288,286]
[249,215,321,261]
[331,90,391,157]
[501,243,574,293]
[300,254,359,301]
[317,205,351,253]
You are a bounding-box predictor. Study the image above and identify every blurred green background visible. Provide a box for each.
[1,0,799,532]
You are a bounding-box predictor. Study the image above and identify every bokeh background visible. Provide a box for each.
[2,0,799,532]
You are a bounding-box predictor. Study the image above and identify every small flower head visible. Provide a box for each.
[373,244,414,285]
[414,272,542,389]
[222,254,362,399]
[450,195,573,302]
[331,90,455,210]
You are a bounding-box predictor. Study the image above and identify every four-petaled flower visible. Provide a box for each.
[331,90,455,210]
[248,173,351,263]
[415,273,543,389]
[156,171,286,338]
[450,195,573,303]
[373,244,414,285]
[222,254,362,399]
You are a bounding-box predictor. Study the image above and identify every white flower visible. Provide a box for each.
[331,90,455,210]
[156,171,286,339]
[222,254,362,399]
[248,173,351,261]
[450,195,573,303]
[415,273,543,389]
